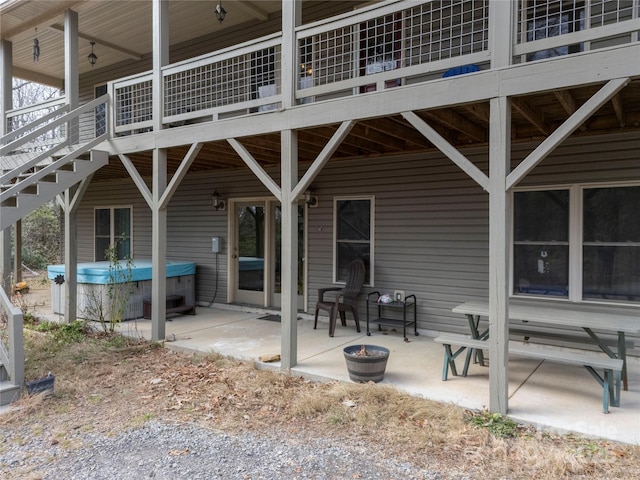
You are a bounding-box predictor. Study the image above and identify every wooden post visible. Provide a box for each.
[63,189,77,323]
[280,129,299,369]
[279,0,302,369]
[150,0,170,341]
[487,0,514,415]
[151,148,168,341]
[1,40,13,293]
[64,10,78,144]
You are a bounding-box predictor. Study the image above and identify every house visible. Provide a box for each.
[1,0,639,415]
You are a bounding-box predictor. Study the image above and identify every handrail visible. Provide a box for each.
[0,285,24,389]
[162,32,282,76]
[513,18,640,57]
[5,96,65,117]
[1,103,69,146]
[0,132,109,203]
[0,94,108,156]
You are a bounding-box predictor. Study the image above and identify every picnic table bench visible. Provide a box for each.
[433,333,623,413]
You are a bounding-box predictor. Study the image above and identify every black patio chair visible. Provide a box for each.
[314,258,366,337]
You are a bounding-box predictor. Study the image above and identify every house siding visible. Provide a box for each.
[76,131,639,351]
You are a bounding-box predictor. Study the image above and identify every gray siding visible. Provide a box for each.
[76,132,640,349]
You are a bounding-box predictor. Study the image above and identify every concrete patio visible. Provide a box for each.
[107,303,640,445]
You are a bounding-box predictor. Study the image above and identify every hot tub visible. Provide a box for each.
[47,259,196,321]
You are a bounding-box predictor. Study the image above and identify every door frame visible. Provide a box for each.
[227,197,308,310]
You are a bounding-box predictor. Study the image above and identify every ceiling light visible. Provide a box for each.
[215,2,227,24]
[88,41,98,67]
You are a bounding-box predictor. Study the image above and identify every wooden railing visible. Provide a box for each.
[100,0,640,135]
[0,285,24,394]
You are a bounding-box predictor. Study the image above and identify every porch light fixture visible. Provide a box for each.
[212,190,226,211]
[215,2,227,24]
[88,41,98,67]
[33,28,40,62]
[305,191,318,208]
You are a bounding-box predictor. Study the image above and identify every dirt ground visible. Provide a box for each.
[3,278,640,479]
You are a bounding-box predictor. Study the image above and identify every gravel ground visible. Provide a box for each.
[2,420,442,479]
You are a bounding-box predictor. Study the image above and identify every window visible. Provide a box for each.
[513,184,640,303]
[94,207,132,261]
[334,197,373,285]
[582,186,640,301]
[513,189,569,297]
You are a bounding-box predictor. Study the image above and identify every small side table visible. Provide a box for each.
[366,291,418,341]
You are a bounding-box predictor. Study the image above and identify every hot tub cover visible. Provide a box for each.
[47,259,196,284]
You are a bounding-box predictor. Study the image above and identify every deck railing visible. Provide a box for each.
[104,0,639,135]
[1,95,108,176]
[2,97,68,158]
[0,285,24,394]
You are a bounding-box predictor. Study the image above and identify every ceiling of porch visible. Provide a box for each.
[93,79,640,182]
[1,0,370,84]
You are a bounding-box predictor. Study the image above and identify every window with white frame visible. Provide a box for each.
[334,197,373,285]
[513,184,640,303]
[94,207,132,261]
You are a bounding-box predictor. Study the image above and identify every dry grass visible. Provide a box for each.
[2,325,639,480]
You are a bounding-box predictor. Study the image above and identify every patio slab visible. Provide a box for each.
[111,304,640,445]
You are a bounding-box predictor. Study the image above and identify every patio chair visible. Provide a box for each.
[314,258,366,337]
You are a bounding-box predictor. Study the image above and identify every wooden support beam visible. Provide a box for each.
[554,89,586,132]
[293,120,354,198]
[48,24,142,60]
[412,113,458,145]
[228,138,282,201]
[159,142,202,210]
[118,153,153,207]
[1,1,85,39]
[402,111,489,191]
[350,122,406,151]
[554,89,576,115]
[301,128,361,156]
[236,1,270,21]
[463,102,491,123]
[511,97,550,136]
[365,117,433,148]
[507,77,630,190]
[611,93,626,127]
[425,108,487,143]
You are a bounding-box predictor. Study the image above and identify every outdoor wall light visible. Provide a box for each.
[215,2,227,24]
[88,41,98,67]
[212,190,226,211]
[305,191,318,208]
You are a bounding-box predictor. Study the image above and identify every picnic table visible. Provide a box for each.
[451,299,640,390]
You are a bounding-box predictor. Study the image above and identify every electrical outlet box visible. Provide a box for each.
[212,236,221,253]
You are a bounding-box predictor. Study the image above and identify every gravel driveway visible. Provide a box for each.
[2,420,441,479]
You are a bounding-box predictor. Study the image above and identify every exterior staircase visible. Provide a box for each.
[0,361,21,406]
[0,95,109,405]
[1,149,109,230]
[1,95,110,231]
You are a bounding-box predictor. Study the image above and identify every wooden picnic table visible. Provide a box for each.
[452,299,640,390]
